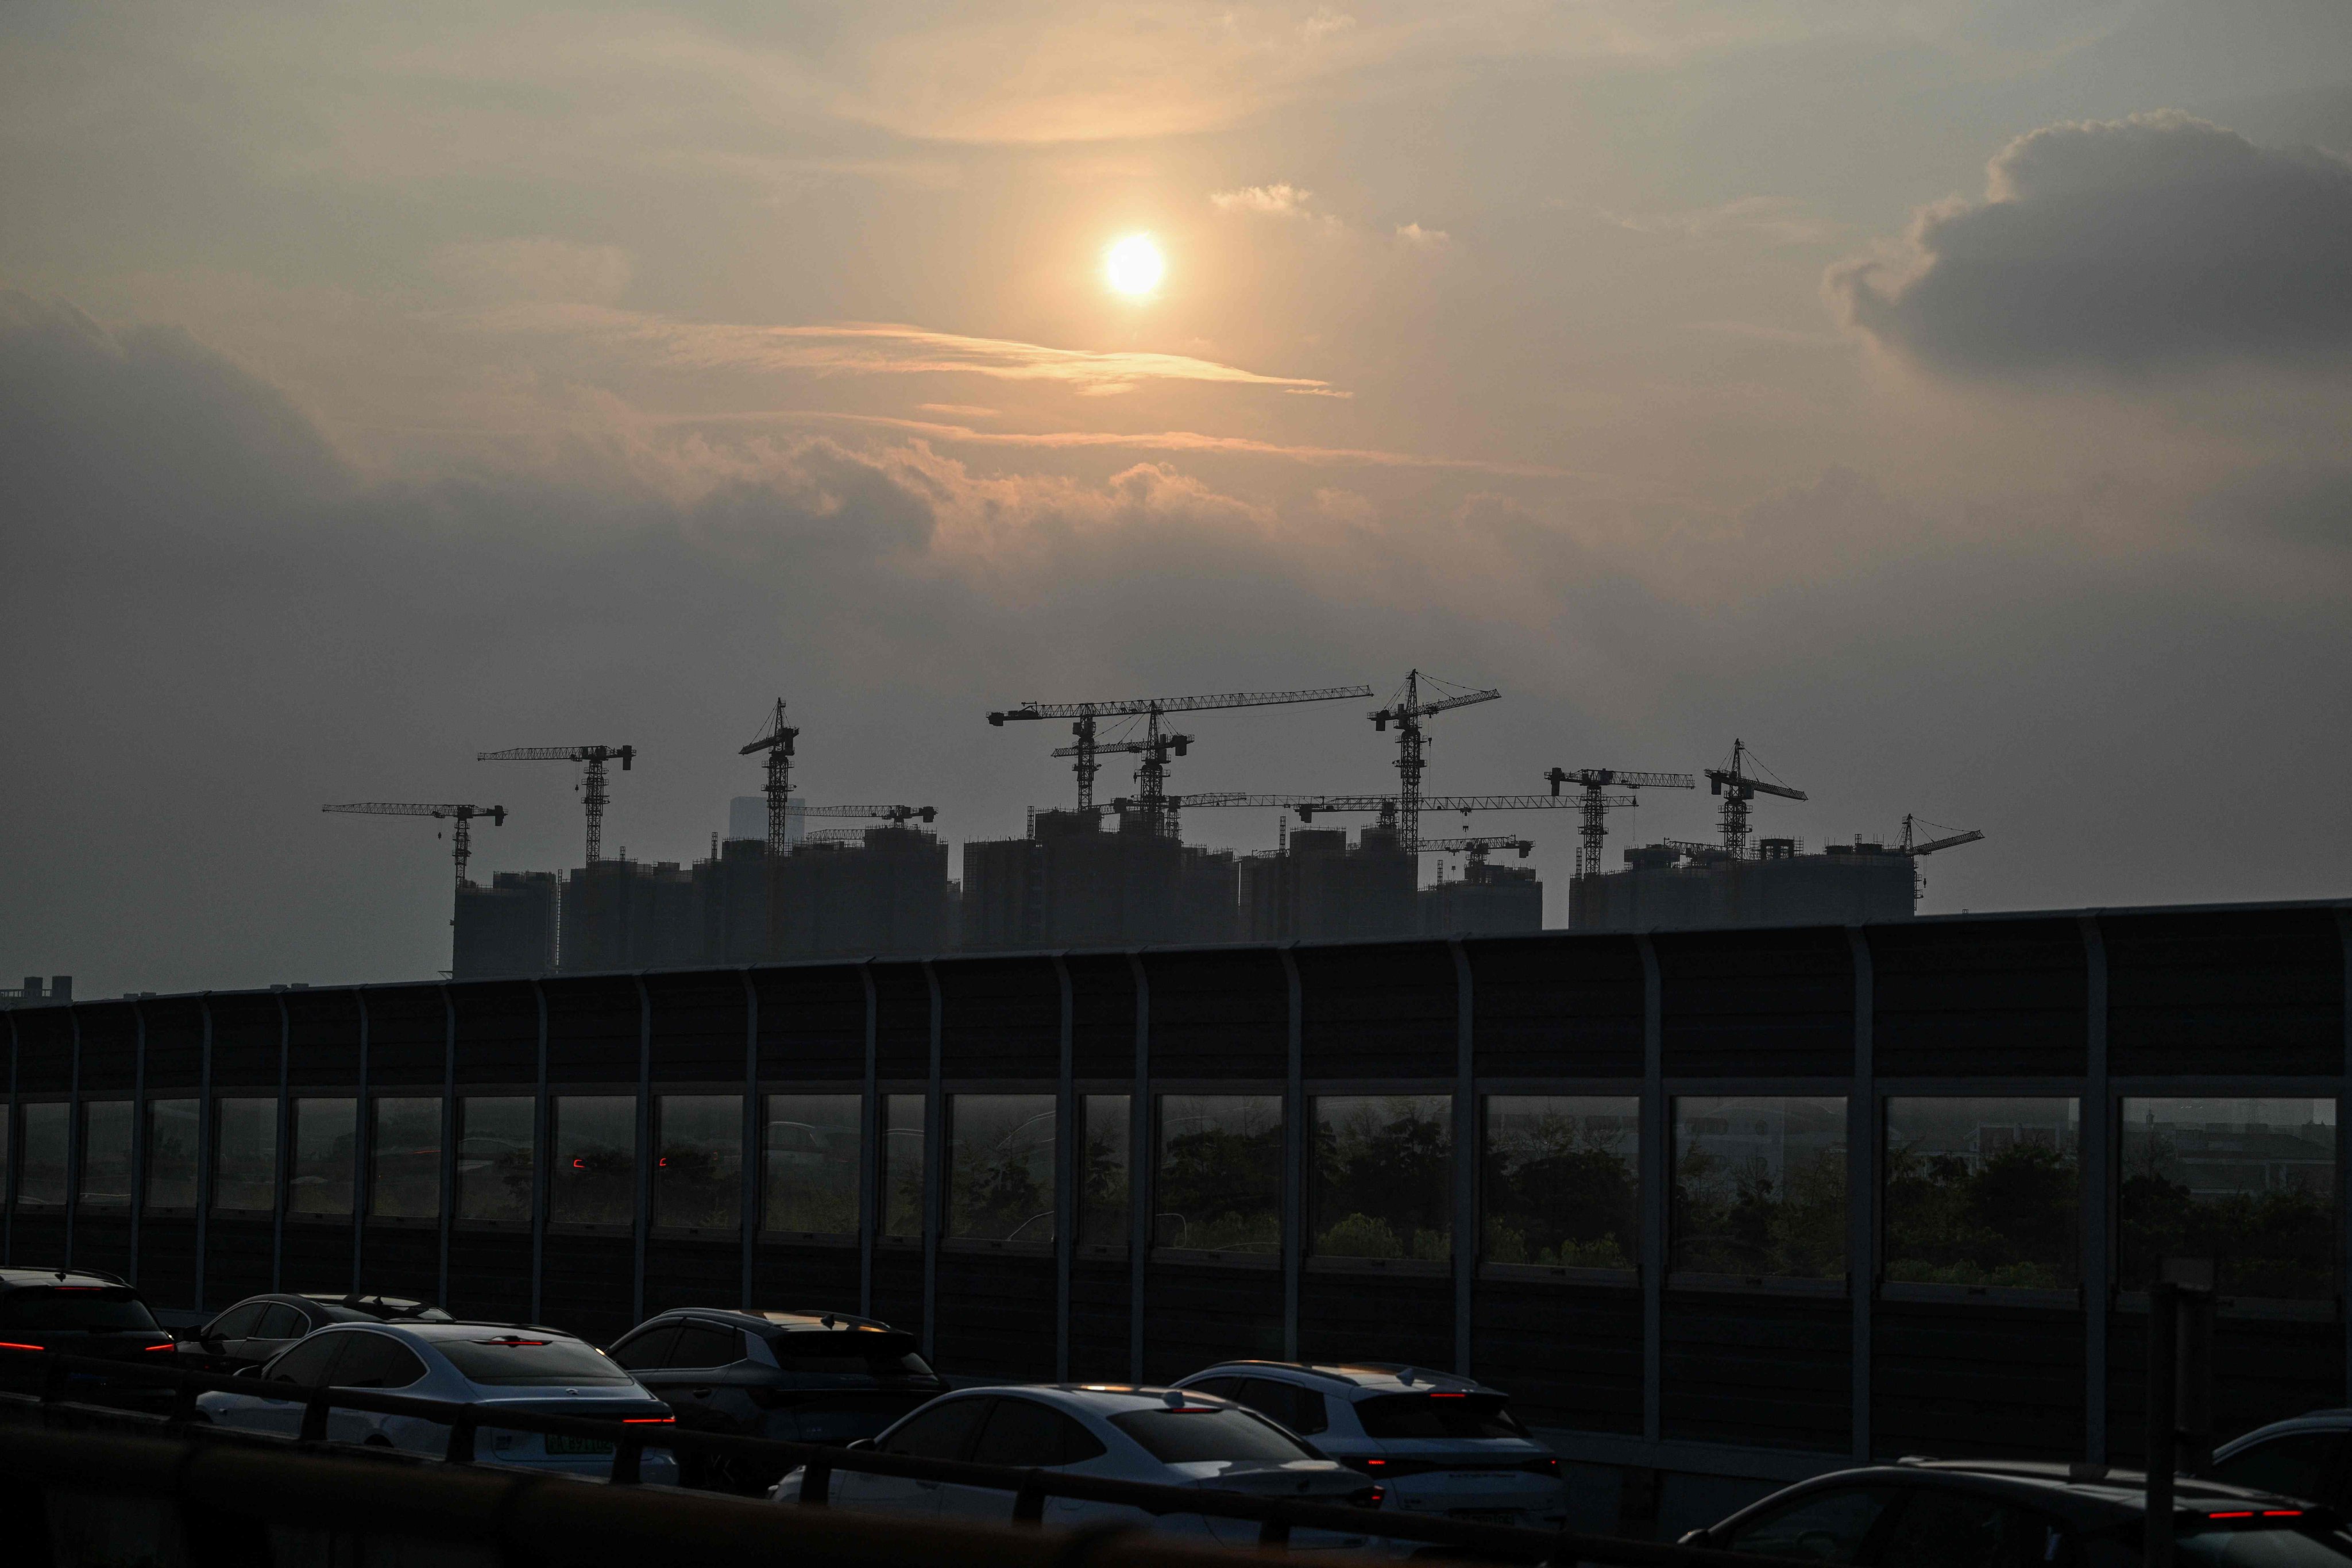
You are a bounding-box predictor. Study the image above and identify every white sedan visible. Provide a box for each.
[196,1320,679,1483]
[771,1384,1383,1549]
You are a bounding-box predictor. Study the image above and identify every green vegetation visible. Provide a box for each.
[1673,1145,1845,1279]
[1884,1141,2076,1288]
[1483,1114,1637,1269]
[1314,1098,1449,1261]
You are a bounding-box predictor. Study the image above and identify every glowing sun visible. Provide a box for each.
[1104,233,1164,296]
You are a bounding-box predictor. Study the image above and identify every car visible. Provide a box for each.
[769,1383,1384,1550]
[605,1308,946,1490]
[195,1320,679,1483]
[0,1266,178,1407]
[2212,1413,2352,1513]
[178,1291,454,1373]
[1170,1361,1568,1532]
[1679,1458,2352,1566]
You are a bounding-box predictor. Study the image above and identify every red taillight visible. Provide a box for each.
[571,1158,586,1169]
[2208,1512,2256,1520]
[623,1416,675,1424]
[144,1342,177,1352]
[1364,1485,1385,1507]
[1532,1457,1561,1476]
[0,1341,43,1351]
[1428,1392,1466,1399]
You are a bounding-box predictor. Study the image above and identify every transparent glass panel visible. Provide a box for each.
[655,1094,742,1230]
[551,1096,636,1227]
[1672,1096,1847,1281]
[1079,1095,1131,1249]
[290,1098,357,1217]
[0,1111,9,1205]
[883,1094,925,1238]
[1482,1095,1638,1269]
[948,1094,1056,1243]
[77,1101,133,1208]
[371,1097,442,1221]
[214,1098,279,1214]
[457,1097,534,1223]
[18,1104,67,1207]
[763,1094,860,1235]
[2121,1097,2336,1300]
[1156,1095,1282,1254]
[1884,1098,2079,1288]
[1312,1095,1451,1261]
[145,1099,199,1209]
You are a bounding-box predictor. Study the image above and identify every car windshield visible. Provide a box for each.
[2175,1523,2352,1568]
[1110,1407,1319,1465]
[0,1288,160,1333]
[1354,1392,1528,1440]
[434,1335,635,1386]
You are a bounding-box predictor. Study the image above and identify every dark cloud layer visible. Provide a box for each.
[1829,113,2352,373]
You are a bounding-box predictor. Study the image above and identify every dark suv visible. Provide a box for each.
[177,1292,454,1373]
[607,1308,947,1490]
[0,1267,178,1405]
[1684,1458,2351,1566]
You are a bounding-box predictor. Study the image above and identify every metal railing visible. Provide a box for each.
[0,1346,1755,1567]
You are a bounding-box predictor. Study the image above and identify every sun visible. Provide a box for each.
[1104,233,1164,296]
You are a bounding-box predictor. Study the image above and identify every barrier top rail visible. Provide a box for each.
[0,1345,1756,1568]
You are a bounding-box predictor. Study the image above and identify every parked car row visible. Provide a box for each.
[13,1262,2352,1565]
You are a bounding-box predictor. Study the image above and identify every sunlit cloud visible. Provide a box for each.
[1211,183,1315,217]
[1394,222,1450,246]
[1604,196,1836,246]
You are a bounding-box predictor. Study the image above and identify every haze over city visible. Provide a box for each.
[6,2,2350,996]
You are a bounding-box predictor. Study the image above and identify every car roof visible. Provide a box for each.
[644,1308,906,1337]
[1768,1462,2320,1524]
[312,1319,585,1343]
[935,1384,1251,1417]
[1183,1360,1489,1397]
[2219,1413,2352,1451]
[0,1267,132,1290]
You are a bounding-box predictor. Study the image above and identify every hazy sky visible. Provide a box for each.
[5,2,2350,995]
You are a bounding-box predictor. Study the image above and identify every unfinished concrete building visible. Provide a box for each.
[452,871,558,979]
[961,809,1237,951]
[770,824,953,960]
[1569,836,1917,931]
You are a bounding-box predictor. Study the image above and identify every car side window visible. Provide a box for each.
[1189,1376,1243,1400]
[256,1304,310,1339]
[207,1303,268,1340]
[971,1398,1109,1467]
[883,1398,991,1461]
[670,1324,743,1369]
[1241,1378,1330,1437]
[1721,1486,1900,1563]
[333,1334,429,1389]
[2212,1434,2347,1507]
[609,1324,680,1372]
[1875,1488,2076,1568]
[266,1335,352,1389]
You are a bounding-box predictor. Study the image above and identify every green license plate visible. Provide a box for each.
[544,1436,615,1456]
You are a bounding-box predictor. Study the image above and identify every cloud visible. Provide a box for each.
[476,308,1340,396]
[428,238,635,305]
[1607,195,1834,246]
[1828,112,2352,374]
[1211,183,1314,217]
[1394,222,1450,247]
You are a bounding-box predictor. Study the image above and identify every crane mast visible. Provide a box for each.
[1368,670,1500,852]
[737,700,800,856]
[1705,739,1806,859]
[1546,767,1698,879]
[478,744,636,864]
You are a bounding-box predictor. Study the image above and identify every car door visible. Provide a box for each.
[658,1322,748,1435]
[2212,1431,2350,1511]
[836,1397,991,1519]
[938,1396,1111,1524]
[327,1332,433,1447]
[1871,1486,2078,1568]
[1712,1485,1903,1562]
[235,1334,354,1436]
[241,1303,314,1367]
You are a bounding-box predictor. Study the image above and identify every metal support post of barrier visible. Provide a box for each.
[803,1457,832,1506]
[1258,1518,1292,1549]
[445,1411,478,1463]
[300,1388,331,1443]
[2147,1280,2179,1568]
[1013,1472,1048,1524]
[614,1432,644,1485]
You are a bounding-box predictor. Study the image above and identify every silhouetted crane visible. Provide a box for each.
[322,802,505,896]
[988,684,1372,833]
[1546,767,1698,878]
[737,701,800,856]
[478,744,635,864]
[1900,814,1985,857]
[1368,671,1500,851]
[1705,739,1805,858]
[801,804,937,826]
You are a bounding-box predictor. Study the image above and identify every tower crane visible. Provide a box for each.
[737,700,799,856]
[1367,671,1500,852]
[1705,739,1805,858]
[477,744,636,864]
[1419,835,1534,865]
[1546,767,1698,879]
[801,804,938,826]
[322,802,506,897]
[987,684,1372,834]
[1899,814,1984,857]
